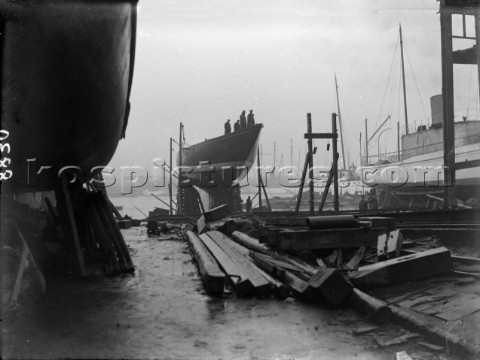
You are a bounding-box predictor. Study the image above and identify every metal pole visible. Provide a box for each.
[307,113,314,215]
[169,137,173,215]
[400,23,409,134]
[332,113,339,212]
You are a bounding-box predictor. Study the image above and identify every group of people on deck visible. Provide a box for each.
[359,189,378,211]
[224,110,256,134]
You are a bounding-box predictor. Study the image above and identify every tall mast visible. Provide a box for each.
[335,73,347,170]
[399,23,409,134]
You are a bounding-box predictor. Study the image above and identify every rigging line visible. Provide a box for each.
[374,31,400,131]
[404,42,428,122]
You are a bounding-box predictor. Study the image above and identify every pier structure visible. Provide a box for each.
[439,0,480,208]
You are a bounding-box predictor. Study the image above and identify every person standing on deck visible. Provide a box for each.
[358,195,368,211]
[240,110,247,130]
[224,119,231,134]
[247,110,255,127]
[246,196,252,213]
[367,189,378,210]
[234,120,240,132]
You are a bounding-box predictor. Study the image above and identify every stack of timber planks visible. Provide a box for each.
[185,228,353,305]
[186,213,454,324]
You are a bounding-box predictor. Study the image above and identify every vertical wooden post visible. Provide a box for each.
[259,176,271,210]
[359,133,362,166]
[257,147,262,209]
[397,122,401,161]
[307,113,314,215]
[177,122,183,212]
[476,8,480,108]
[399,23,409,135]
[440,4,456,208]
[335,74,347,170]
[60,174,86,276]
[169,137,173,215]
[332,113,339,212]
[364,118,369,165]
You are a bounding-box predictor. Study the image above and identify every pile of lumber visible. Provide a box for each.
[185,229,353,305]
[186,210,454,320]
[1,219,46,313]
[51,177,135,277]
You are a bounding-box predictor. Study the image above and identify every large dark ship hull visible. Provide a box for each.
[180,124,263,189]
[0,0,137,191]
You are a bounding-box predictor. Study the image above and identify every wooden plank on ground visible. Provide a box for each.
[347,288,392,323]
[345,247,366,271]
[307,268,353,305]
[272,228,383,250]
[249,252,309,294]
[277,253,319,276]
[349,247,452,287]
[230,231,271,254]
[206,231,272,297]
[198,233,254,296]
[186,231,225,295]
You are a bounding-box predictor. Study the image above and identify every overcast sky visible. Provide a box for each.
[109,0,479,172]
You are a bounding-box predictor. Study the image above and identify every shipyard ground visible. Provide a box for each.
[1,227,468,360]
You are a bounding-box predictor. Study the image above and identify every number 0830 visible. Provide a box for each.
[0,130,13,181]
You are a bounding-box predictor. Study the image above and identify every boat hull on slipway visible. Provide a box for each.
[0,0,138,191]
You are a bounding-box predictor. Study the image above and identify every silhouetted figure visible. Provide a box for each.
[240,110,247,130]
[246,196,252,213]
[247,110,255,127]
[368,189,378,210]
[358,195,368,211]
[224,119,231,134]
[234,120,240,132]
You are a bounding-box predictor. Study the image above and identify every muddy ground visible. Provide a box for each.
[0,227,466,359]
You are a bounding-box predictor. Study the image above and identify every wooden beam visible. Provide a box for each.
[198,233,254,296]
[60,174,86,276]
[250,252,309,295]
[206,231,272,297]
[230,231,271,254]
[347,288,392,323]
[307,268,353,306]
[344,246,366,271]
[265,217,308,227]
[186,231,225,295]
[304,133,337,139]
[203,204,231,222]
[349,247,452,287]
[440,5,456,208]
[271,228,383,250]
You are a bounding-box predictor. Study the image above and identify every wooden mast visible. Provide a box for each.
[335,74,347,170]
[399,23,410,134]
